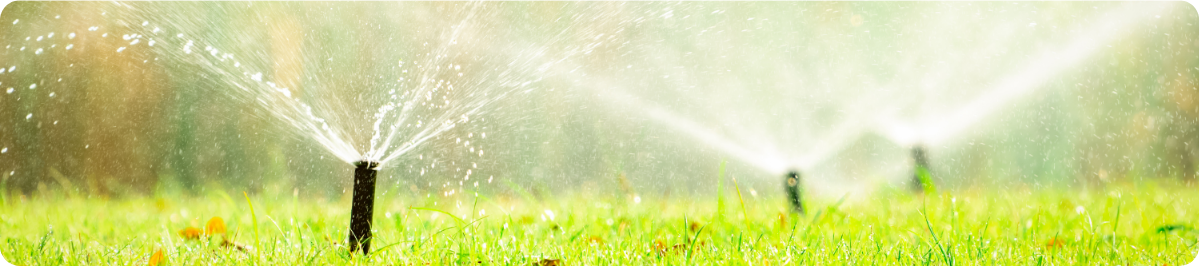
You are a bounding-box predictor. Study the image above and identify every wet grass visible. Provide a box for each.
[0,180,1196,265]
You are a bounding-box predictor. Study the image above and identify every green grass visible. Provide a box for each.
[0,180,1196,265]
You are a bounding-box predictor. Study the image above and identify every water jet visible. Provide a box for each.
[348,160,379,255]
[784,170,804,214]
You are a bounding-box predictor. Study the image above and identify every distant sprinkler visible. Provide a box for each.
[910,145,933,193]
[784,170,805,214]
[348,160,379,255]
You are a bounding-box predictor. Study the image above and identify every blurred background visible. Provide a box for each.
[0,2,1195,200]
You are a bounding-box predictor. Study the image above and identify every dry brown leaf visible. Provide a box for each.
[585,236,604,245]
[221,239,249,252]
[179,227,202,240]
[777,212,789,228]
[205,217,226,235]
[1045,237,1064,249]
[534,259,560,266]
[147,249,164,266]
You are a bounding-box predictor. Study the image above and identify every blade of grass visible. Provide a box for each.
[410,207,468,226]
[731,177,749,229]
[244,191,260,258]
[921,202,952,266]
[715,160,726,223]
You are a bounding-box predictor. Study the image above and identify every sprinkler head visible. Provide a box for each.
[910,145,933,193]
[355,160,380,170]
[784,170,805,214]
[348,160,380,255]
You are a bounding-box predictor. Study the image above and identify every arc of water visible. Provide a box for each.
[162,38,363,163]
[365,3,484,164]
[877,2,1172,146]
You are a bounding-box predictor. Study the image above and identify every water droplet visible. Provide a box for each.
[29,84,36,89]
[47,32,54,38]
[141,21,148,26]
[130,39,140,45]
[6,88,12,94]
[65,44,73,50]
[36,36,43,41]
[25,113,32,120]
[68,32,75,39]
[12,19,17,25]
[48,92,55,97]
[251,72,263,81]
[0,147,6,153]
[148,39,155,46]
[116,47,125,52]
[34,48,42,55]
[183,40,193,54]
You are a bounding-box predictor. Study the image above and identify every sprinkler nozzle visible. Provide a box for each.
[348,160,379,255]
[784,170,805,214]
[911,145,933,193]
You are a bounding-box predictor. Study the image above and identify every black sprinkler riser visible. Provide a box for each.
[348,160,379,255]
[784,170,805,214]
[911,145,931,193]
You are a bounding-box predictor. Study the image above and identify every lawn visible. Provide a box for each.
[0,179,1196,265]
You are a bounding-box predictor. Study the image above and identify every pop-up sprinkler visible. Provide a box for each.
[784,170,805,214]
[348,160,379,255]
[910,145,933,193]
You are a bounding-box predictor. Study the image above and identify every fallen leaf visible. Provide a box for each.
[206,217,226,236]
[777,212,788,228]
[179,227,202,240]
[221,239,249,252]
[585,236,604,245]
[652,239,689,255]
[147,249,164,266]
[689,221,702,232]
[1045,237,1064,249]
[534,259,560,266]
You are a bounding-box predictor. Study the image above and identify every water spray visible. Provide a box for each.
[348,160,379,255]
[784,170,805,214]
[910,145,933,193]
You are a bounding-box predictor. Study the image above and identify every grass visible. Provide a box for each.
[0,179,1196,265]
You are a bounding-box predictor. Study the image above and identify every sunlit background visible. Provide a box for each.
[0,2,1195,200]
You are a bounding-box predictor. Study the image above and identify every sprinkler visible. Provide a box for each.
[910,145,932,193]
[348,160,379,255]
[784,170,805,214]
